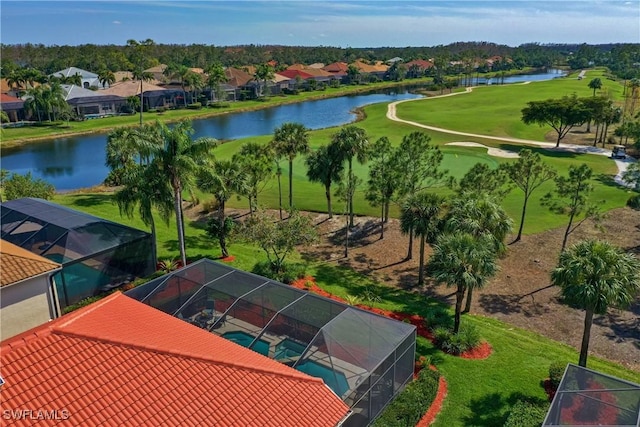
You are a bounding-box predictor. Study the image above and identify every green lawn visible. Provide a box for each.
[52,191,640,426]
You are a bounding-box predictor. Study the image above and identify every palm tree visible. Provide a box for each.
[114,163,174,258]
[98,69,116,89]
[150,120,218,265]
[197,159,247,258]
[400,192,445,287]
[205,62,227,103]
[127,38,155,125]
[305,144,344,218]
[253,64,274,98]
[24,86,46,121]
[551,239,640,367]
[365,137,401,239]
[428,232,499,333]
[331,125,368,227]
[271,122,310,210]
[588,78,602,97]
[444,194,513,312]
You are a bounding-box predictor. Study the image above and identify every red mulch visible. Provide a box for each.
[461,341,493,360]
[221,256,236,263]
[290,276,491,360]
[416,374,448,427]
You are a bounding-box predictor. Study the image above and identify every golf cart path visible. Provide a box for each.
[386,87,634,186]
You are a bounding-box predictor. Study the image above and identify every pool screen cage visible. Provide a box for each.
[1,198,156,309]
[126,258,417,426]
[543,363,640,426]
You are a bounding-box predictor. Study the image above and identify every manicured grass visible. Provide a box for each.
[53,192,639,427]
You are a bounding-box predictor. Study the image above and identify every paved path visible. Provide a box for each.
[386,86,634,187]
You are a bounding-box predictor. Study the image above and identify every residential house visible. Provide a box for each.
[101,80,179,110]
[61,84,126,117]
[0,240,61,340]
[224,67,258,100]
[352,60,388,80]
[0,93,25,122]
[323,62,349,76]
[50,67,102,89]
[404,59,434,78]
[0,292,351,426]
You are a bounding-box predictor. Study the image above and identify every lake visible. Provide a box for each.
[1,69,566,191]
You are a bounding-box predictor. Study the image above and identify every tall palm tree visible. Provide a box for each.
[271,122,310,210]
[427,232,498,333]
[331,125,368,227]
[551,239,640,367]
[150,120,218,265]
[205,62,227,103]
[253,64,274,98]
[444,194,513,312]
[305,144,344,218]
[400,192,445,287]
[114,163,174,259]
[197,159,248,258]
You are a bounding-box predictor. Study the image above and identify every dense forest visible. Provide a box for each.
[1,41,639,79]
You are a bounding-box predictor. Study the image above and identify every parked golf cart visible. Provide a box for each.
[611,145,627,159]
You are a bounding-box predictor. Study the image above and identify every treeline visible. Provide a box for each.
[1,41,637,77]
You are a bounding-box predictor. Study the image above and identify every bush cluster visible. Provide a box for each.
[503,399,549,427]
[548,362,566,390]
[372,368,440,427]
[626,194,640,210]
[432,324,480,355]
[251,260,307,284]
[187,102,202,109]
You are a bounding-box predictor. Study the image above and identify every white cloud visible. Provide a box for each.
[112,20,121,25]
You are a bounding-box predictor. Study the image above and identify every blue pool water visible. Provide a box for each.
[274,339,306,361]
[297,361,350,397]
[221,331,269,356]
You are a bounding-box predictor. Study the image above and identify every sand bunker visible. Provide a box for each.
[446,142,520,158]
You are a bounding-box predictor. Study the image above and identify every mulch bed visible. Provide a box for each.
[290,276,492,360]
[416,368,448,427]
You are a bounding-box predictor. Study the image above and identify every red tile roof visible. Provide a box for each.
[405,59,434,70]
[0,93,23,103]
[0,293,349,426]
[276,70,314,80]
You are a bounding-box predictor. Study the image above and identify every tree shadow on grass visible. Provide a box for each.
[462,391,549,427]
[163,234,213,253]
[312,262,449,318]
[496,143,581,159]
[70,194,112,207]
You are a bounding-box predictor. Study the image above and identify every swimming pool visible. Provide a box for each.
[221,331,270,357]
[274,339,306,361]
[297,361,350,397]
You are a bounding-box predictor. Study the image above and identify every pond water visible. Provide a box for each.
[1,69,566,191]
[2,89,422,191]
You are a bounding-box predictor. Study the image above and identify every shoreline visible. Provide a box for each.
[0,79,428,149]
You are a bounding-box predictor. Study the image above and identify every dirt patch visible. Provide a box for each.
[297,208,640,371]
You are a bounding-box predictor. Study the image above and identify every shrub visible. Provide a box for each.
[2,171,55,200]
[424,307,453,330]
[372,368,440,427]
[549,362,566,390]
[432,324,481,355]
[626,194,640,210]
[503,399,549,427]
[187,102,202,109]
[251,260,307,284]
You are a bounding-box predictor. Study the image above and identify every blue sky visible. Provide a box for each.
[2,1,639,47]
